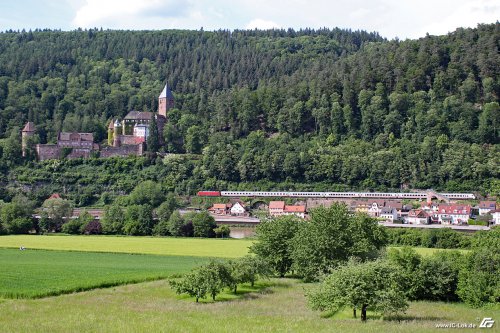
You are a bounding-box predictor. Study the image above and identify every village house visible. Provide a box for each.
[367,200,386,217]
[283,205,306,218]
[491,210,500,225]
[380,207,398,223]
[269,201,307,218]
[435,204,471,225]
[230,202,246,216]
[407,209,431,224]
[208,203,231,215]
[478,201,497,216]
[351,199,404,221]
[269,201,285,216]
[352,201,370,214]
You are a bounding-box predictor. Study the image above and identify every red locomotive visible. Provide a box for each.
[197,191,221,197]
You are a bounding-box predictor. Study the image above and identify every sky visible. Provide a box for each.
[0,0,498,40]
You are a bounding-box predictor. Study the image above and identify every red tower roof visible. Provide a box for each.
[22,122,35,132]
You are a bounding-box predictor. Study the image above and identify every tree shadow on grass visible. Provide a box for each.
[384,314,447,322]
[197,280,292,303]
[322,309,445,323]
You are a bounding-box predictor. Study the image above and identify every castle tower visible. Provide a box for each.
[158,82,174,118]
[21,122,36,157]
[113,120,122,147]
[107,120,114,146]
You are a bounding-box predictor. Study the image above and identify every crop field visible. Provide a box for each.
[1,278,498,333]
[0,248,208,298]
[0,235,253,258]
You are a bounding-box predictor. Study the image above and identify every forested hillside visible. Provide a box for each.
[0,25,498,202]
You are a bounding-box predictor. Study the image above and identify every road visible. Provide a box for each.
[380,222,490,232]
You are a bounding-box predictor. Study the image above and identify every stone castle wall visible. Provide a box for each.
[100,144,144,158]
[36,144,60,161]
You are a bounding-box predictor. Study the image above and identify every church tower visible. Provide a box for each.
[158,82,174,118]
[22,122,36,157]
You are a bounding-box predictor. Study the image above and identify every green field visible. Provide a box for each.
[0,235,493,332]
[0,248,208,299]
[0,278,498,333]
[0,235,253,258]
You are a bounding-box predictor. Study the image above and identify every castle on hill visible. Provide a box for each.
[22,83,174,160]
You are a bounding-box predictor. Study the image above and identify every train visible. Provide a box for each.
[197,191,475,200]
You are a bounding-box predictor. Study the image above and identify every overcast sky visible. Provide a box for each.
[0,0,498,39]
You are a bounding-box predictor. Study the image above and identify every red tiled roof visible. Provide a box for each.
[49,193,61,199]
[284,205,306,213]
[479,201,497,209]
[269,201,285,209]
[385,200,403,210]
[212,204,227,209]
[437,204,471,215]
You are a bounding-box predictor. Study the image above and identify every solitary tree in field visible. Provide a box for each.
[170,260,233,302]
[307,259,408,321]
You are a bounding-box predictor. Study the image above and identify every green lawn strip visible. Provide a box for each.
[390,246,469,256]
[0,248,210,299]
[1,278,498,333]
[0,234,254,258]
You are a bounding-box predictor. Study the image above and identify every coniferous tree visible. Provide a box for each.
[147,115,160,153]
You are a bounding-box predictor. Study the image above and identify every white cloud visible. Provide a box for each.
[245,19,280,30]
[68,0,500,38]
[417,0,499,37]
[72,0,190,29]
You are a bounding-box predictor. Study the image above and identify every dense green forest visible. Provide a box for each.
[0,25,498,203]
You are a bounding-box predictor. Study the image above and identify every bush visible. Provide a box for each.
[83,220,102,234]
[417,251,463,301]
[192,211,217,238]
[387,247,463,302]
[458,248,500,307]
[4,217,33,234]
[214,225,231,238]
[61,219,85,234]
[180,221,194,237]
[101,205,125,234]
[166,211,184,236]
[467,219,488,226]
[386,228,470,249]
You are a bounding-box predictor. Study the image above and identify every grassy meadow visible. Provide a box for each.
[0,235,493,332]
[0,235,253,258]
[0,248,208,298]
[0,278,498,333]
